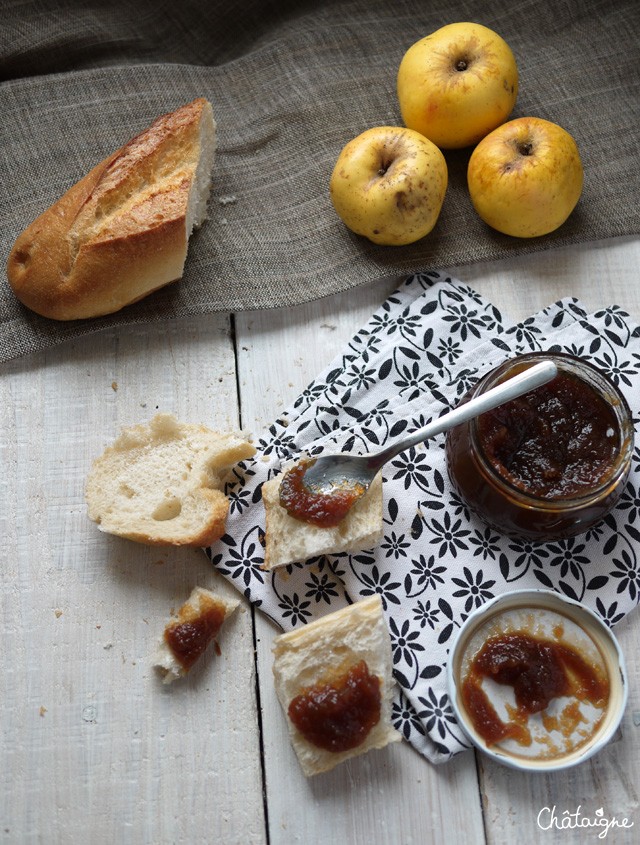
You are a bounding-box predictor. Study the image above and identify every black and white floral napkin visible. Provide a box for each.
[206,272,640,764]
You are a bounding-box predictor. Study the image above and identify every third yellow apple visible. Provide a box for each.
[467,116,583,238]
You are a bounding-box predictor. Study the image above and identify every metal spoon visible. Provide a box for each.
[296,359,558,500]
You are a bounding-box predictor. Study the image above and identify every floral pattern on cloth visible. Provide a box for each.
[205,272,640,764]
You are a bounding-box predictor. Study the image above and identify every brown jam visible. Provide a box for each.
[288,660,381,752]
[477,371,620,499]
[278,459,365,528]
[164,597,226,671]
[446,353,634,540]
[461,631,609,747]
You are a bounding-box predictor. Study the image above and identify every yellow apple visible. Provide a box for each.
[329,126,448,246]
[397,22,518,149]
[467,116,583,237]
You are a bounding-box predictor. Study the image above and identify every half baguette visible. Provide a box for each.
[7,97,215,320]
[86,413,255,546]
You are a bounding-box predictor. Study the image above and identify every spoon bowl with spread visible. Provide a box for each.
[278,359,558,526]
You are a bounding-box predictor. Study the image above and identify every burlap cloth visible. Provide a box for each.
[1,0,638,362]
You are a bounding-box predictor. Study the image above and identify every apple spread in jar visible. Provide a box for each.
[446,353,634,540]
[288,660,382,752]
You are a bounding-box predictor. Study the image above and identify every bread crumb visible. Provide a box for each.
[218,195,237,205]
[39,706,47,717]
[54,609,63,618]
[111,381,118,391]
[82,705,97,723]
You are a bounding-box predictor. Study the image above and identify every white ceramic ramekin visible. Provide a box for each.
[447,589,628,771]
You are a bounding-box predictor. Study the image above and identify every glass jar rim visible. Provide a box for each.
[468,352,635,511]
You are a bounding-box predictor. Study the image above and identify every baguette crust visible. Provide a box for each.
[7,98,215,320]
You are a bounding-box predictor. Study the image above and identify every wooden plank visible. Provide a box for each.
[453,238,640,845]
[449,236,640,319]
[482,613,639,845]
[2,235,638,844]
[0,315,266,845]
[237,236,640,844]
[234,287,487,845]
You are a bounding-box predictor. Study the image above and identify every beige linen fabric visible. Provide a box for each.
[1,0,638,360]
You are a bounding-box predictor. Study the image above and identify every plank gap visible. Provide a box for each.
[233,312,271,842]
[229,312,245,430]
[251,603,272,845]
[474,750,489,845]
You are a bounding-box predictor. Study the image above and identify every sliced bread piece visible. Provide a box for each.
[86,413,255,546]
[154,586,240,684]
[261,461,383,569]
[272,595,401,776]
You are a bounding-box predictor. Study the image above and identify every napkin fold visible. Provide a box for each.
[207,272,640,763]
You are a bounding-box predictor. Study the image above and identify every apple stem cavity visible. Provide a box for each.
[455,59,468,72]
[377,157,393,177]
[518,142,534,157]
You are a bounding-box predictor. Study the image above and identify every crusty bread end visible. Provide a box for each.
[7,97,216,320]
[86,413,255,546]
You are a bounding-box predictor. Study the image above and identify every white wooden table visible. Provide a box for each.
[2,236,639,845]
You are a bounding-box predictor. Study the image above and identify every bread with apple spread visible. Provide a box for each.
[154,586,240,684]
[7,98,215,320]
[272,595,401,776]
[261,459,384,569]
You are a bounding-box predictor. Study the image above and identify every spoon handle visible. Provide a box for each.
[368,359,558,470]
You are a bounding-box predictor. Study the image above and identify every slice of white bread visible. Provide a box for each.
[86,413,255,546]
[261,462,384,569]
[154,586,240,684]
[7,97,216,320]
[272,595,401,776]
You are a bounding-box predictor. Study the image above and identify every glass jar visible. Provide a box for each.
[445,352,635,540]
